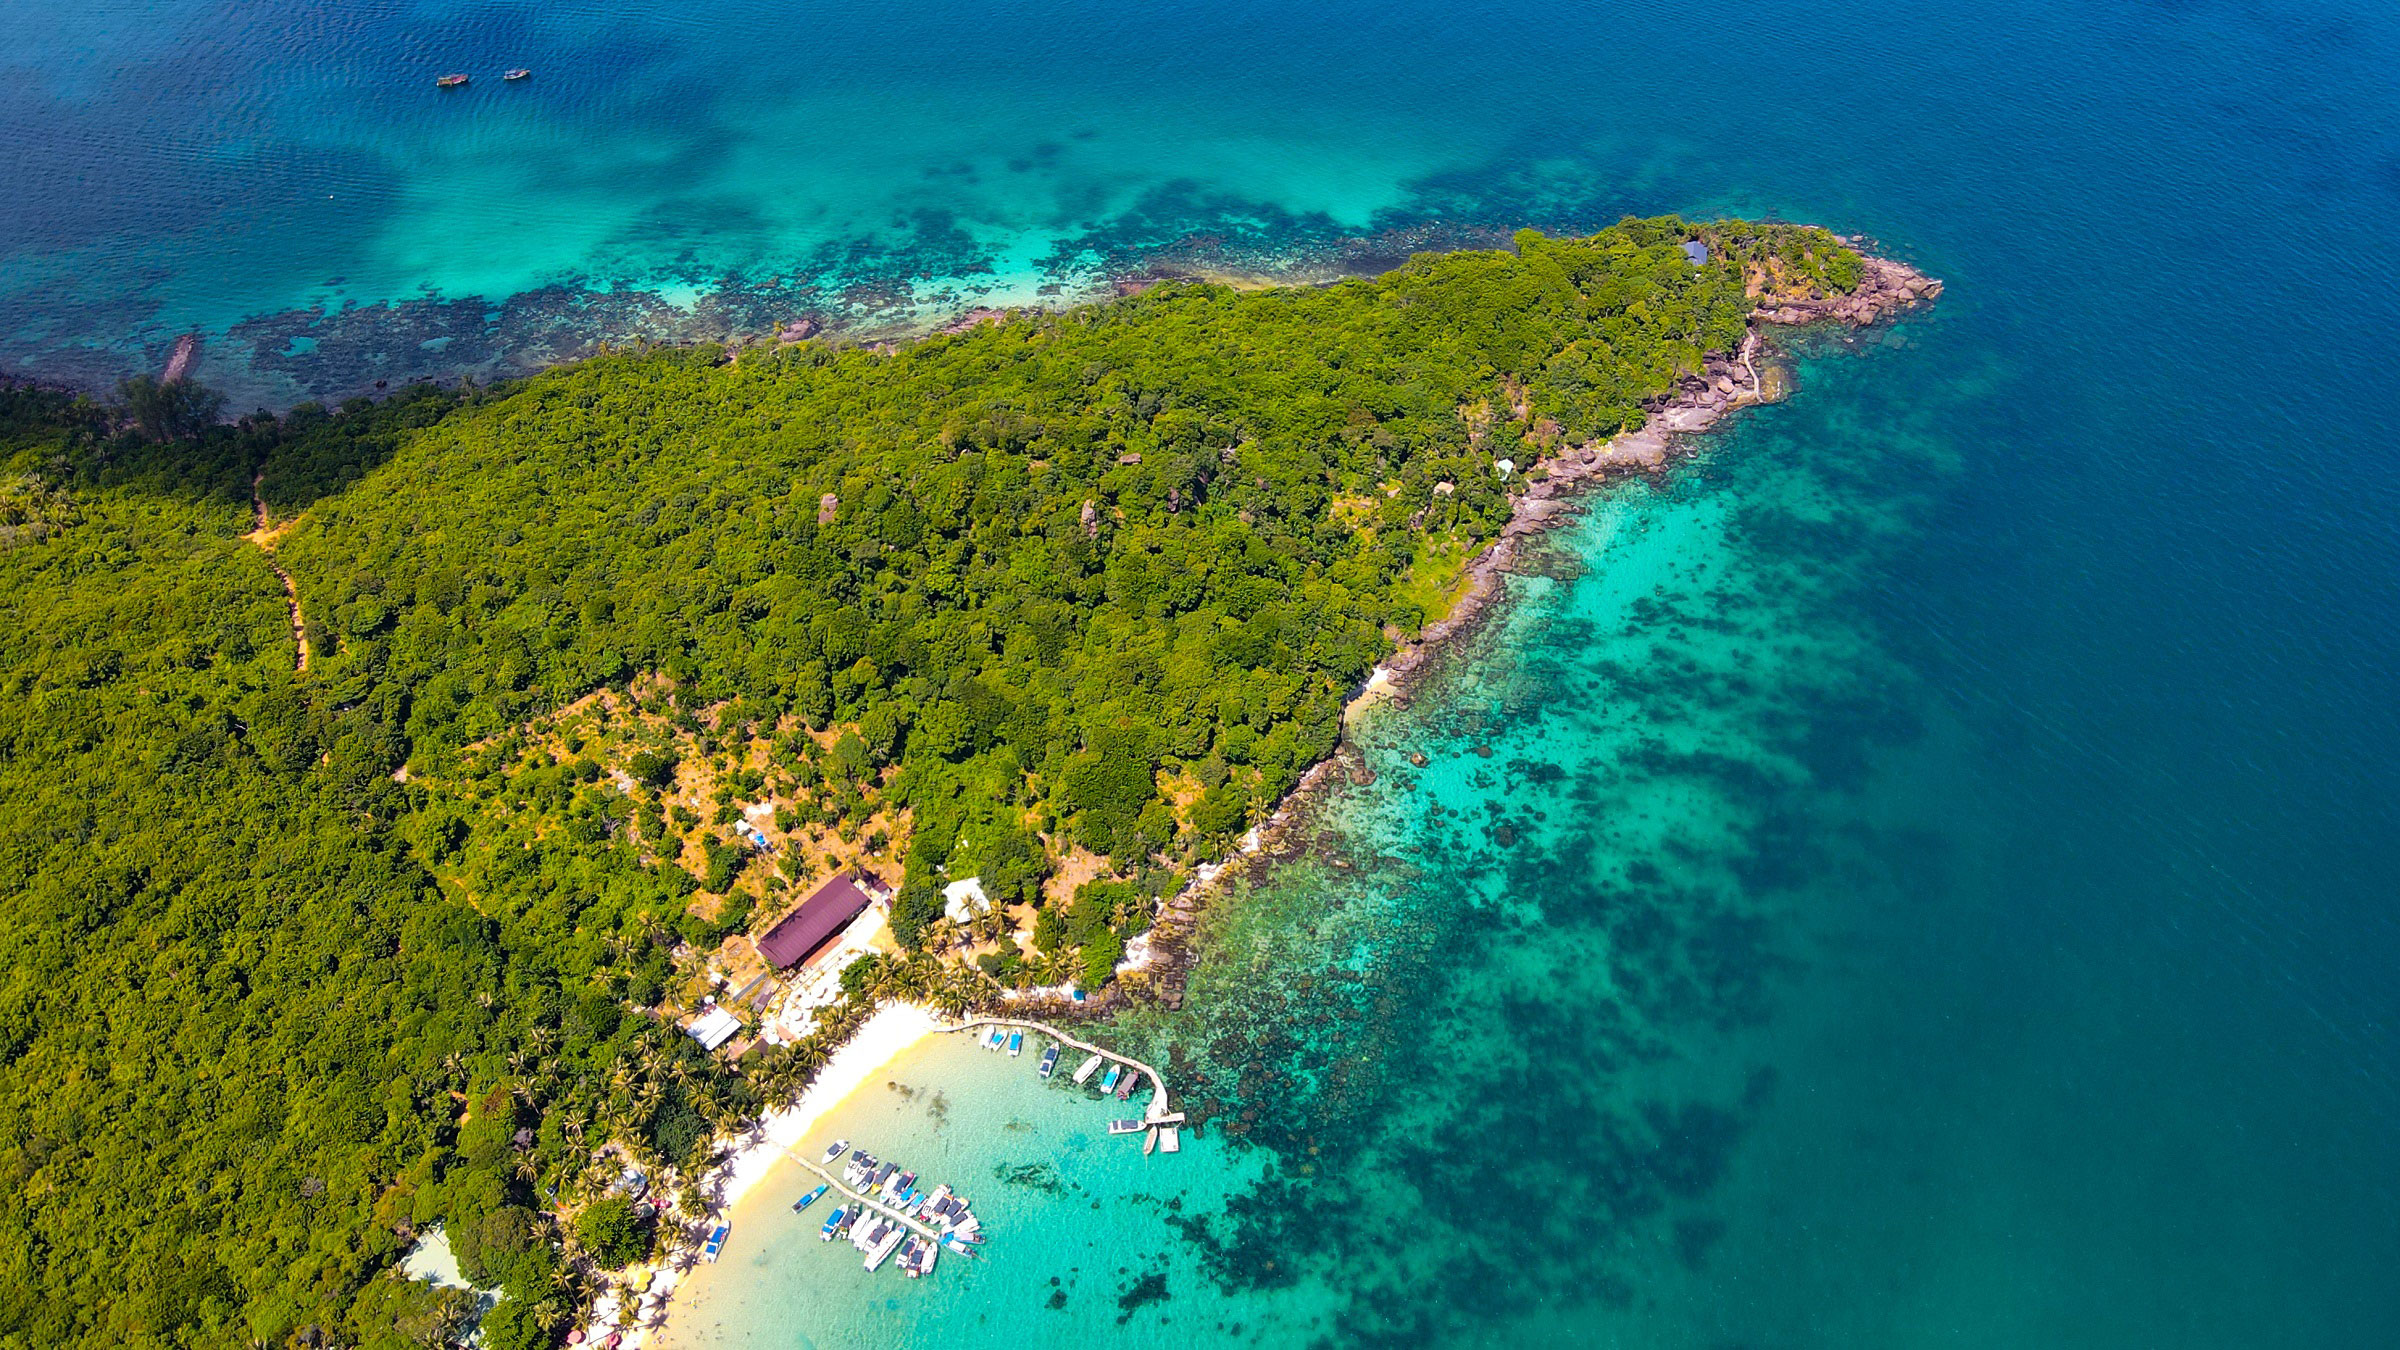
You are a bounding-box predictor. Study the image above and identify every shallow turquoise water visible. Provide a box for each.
[10,0,2397,1344]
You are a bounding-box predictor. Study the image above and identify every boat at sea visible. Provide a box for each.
[819,1204,848,1240]
[1073,1053,1103,1084]
[700,1222,730,1261]
[792,1184,827,1213]
[504,67,531,80]
[1039,1044,1060,1078]
[1007,1029,1024,1057]
[1098,1063,1122,1094]
[434,73,468,88]
[863,1224,908,1271]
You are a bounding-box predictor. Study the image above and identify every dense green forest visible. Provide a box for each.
[0,219,1862,1348]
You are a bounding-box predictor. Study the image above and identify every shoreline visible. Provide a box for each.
[600,1002,943,1348]
[1118,244,1943,1015]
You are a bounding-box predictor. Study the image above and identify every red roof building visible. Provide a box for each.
[755,871,881,969]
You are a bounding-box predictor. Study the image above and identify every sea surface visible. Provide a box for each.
[9,0,2397,1345]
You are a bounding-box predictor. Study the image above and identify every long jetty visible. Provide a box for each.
[939,1016,1185,1128]
[784,1152,939,1240]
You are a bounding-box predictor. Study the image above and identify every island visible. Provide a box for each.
[0,217,1934,1349]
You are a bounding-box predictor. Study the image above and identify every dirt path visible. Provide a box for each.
[244,472,310,674]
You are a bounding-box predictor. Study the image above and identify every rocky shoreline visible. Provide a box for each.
[1115,244,1942,1016]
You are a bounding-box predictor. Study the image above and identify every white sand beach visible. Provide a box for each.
[586,1001,944,1348]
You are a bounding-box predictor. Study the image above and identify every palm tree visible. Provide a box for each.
[1032,946,1075,988]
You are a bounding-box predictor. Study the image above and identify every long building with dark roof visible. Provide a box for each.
[755,870,881,970]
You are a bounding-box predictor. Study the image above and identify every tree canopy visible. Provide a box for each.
[0,218,1861,1348]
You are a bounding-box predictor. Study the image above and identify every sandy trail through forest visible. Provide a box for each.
[244,472,309,674]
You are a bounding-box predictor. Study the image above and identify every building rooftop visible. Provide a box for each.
[756,871,880,969]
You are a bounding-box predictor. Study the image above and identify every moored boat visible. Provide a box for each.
[1073,1053,1103,1084]
[1098,1063,1121,1094]
[821,1138,849,1164]
[820,1204,849,1239]
[1115,1069,1140,1101]
[1006,1029,1024,1057]
[793,1184,828,1213]
[700,1222,730,1261]
[434,73,468,88]
[1107,1118,1145,1135]
[984,1027,1005,1050]
[863,1224,907,1271]
[1039,1044,1060,1078]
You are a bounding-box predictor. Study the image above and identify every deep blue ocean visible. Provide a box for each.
[7,0,2396,1345]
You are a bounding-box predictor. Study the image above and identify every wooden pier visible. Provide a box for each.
[783,1152,940,1240]
[942,1015,1183,1128]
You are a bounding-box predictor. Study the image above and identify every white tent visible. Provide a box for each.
[942,876,990,924]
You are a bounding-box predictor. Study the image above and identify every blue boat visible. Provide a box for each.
[820,1204,849,1240]
[701,1222,730,1261]
[1006,1029,1024,1057]
[792,1184,827,1213]
[1099,1063,1122,1093]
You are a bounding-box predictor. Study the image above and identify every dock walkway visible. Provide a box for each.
[784,1152,940,1240]
[941,1015,1180,1125]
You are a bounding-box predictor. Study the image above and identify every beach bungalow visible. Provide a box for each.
[687,1005,742,1051]
[756,870,882,970]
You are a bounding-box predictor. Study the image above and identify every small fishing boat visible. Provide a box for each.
[1039,1044,1060,1078]
[1073,1053,1104,1084]
[1098,1063,1122,1094]
[700,1222,730,1261]
[434,73,469,89]
[793,1184,828,1213]
[1006,1029,1024,1057]
[504,67,531,80]
[820,1138,849,1164]
[820,1205,849,1239]
[1107,1118,1146,1135]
